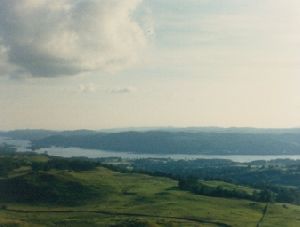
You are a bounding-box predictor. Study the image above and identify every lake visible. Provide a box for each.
[1,136,300,163]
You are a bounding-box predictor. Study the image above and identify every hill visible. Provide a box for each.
[0,129,96,141]
[0,152,300,226]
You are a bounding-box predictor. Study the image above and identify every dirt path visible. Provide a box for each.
[6,208,231,227]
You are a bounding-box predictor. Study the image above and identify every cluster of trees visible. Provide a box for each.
[32,157,98,172]
[0,157,21,177]
[269,186,300,204]
[0,145,22,177]
[178,178,275,202]
[0,144,16,154]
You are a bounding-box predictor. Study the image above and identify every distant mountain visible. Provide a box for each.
[0,129,97,141]
[171,127,300,134]
[0,129,58,140]
[99,127,300,134]
[31,131,300,155]
[2,127,300,140]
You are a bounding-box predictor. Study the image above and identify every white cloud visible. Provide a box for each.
[78,83,96,93]
[0,0,147,77]
[109,86,137,94]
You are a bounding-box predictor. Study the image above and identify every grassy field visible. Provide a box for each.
[199,180,257,195]
[0,165,300,227]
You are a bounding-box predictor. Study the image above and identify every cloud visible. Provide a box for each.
[78,84,137,94]
[0,0,147,78]
[78,83,96,93]
[109,86,137,94]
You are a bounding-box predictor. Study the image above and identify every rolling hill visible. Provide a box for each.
[1,152,300,226]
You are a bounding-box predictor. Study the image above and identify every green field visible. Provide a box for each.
[199,180,257,195]
[1,165,300,227]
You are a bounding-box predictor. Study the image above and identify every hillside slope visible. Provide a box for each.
[1,165,300,226]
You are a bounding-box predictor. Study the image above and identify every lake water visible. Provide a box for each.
[1,136,300,163]
[0,136,31,152]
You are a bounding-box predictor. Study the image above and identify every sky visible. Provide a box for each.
[0,0,300,130]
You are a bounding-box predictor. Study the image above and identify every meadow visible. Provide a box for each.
[1,159,300,226]
[0,149,299,226]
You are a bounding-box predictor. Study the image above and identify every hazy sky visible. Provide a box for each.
[1,0,300,130]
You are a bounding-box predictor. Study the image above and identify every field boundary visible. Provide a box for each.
[256,203,269,227]
[5,208,231,227]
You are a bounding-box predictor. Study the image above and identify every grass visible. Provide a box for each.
[262,203,300,227]
[0,165,299,226]
[199,180,257,195]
